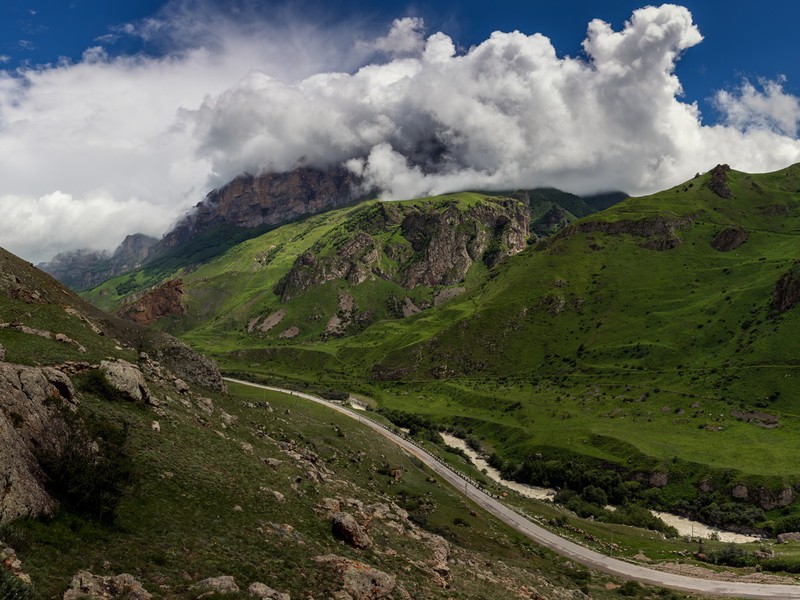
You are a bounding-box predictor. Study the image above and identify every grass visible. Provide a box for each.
[7,380,699,599]
[73,163,800,534]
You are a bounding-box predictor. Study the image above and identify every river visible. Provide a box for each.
[438,433,761,543]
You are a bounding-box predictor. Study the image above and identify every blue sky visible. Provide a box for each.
[1,1,800,262]
[1,1,797,122]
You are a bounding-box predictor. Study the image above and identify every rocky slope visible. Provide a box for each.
[38,234,158,291]
[275,196,530,302]
[162,166,363,249]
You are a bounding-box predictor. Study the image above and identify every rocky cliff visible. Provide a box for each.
[162,166,363,249]
[117,279,186,325]
[0,363,77,524]
[39,234,158,291]
[275,197,530,302]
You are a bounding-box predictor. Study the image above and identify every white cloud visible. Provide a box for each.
[715,78,800,137]
[1,1,800,264]
[356,17,426,57]
[190,3,800,201]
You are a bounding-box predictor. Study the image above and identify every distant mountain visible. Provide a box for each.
[42,162,624,292]
[161,165,364,249]
[38,233,158,291]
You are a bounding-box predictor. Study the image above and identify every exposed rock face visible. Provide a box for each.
[192,575,240,596]
[778,532,800,543]
[100,359,152,403]
[117,279,186,325]
[758,487,794,510]
[277,233,381,302]
[313,555,397,599]
[154,339,227,393]
[164,167,362,248]
[400,198,529,287]
[711,227,748,251]
[332,512,373,548]
[275,197,529,301]
[248,582,291,600]
[708,164,732,198]
[0,363,77,524]
[63,571,152,600]
[39,234,158,291]
[771,265,800,313]
[554,214,695,249]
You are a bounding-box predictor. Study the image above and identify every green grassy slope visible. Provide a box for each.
[80,164,800,532]
[208,165,800,531]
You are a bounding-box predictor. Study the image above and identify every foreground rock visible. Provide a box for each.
[314,555,402,600]
[332,512,372,549]
[248,582,291,600]
[192,575,240,596]
[100,359,152,403]
[63,571,152,600]
[0,363,77,524]
[772,265,800,313]
[711,226,748,251]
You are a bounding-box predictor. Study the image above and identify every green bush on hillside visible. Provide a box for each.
[35,410,133,523]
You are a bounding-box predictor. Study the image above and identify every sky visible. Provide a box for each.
[1,0,799,263]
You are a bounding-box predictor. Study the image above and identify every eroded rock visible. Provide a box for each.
[332,512,372,549]
[314,555,396,600]
[63,570,152,600]
[248,582,290,600]
[192,575,240,596]
[0,363,78,524]
[100,359,151,403]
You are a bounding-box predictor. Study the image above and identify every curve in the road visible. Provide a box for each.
[225,378,800,599]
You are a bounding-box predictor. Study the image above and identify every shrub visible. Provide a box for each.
[35,410,133,523]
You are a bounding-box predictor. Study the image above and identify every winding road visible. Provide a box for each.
[226,377,800,599]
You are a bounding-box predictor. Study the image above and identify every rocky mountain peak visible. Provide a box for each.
[162,166,364,248]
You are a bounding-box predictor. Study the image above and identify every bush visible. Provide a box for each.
[35,410,133,523]
[617,580,643,596]
[705,544,755,568]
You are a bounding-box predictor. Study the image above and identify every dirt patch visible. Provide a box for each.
[258,309,287,333]
[279,325,299,339]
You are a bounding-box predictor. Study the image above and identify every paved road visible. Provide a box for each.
[226,378,800,599]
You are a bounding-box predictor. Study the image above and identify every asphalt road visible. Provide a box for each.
[225,377,800,599]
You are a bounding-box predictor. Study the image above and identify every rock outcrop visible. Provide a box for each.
[192,575,240,596]
[248,582,291,600]
[117,279,186,325]
[549,214,695,251]
[63,571,152,600]
[711,227,748,251]
[163,167,362,249]
[708,164,732,198]
[772,265,800,313]
[331,512,373,549]
[153,339,227,393]
[313,555,398,600]
[39,234,159,291]
[275,197,530,301]
[0,363,77,524]
[100,359,152,403]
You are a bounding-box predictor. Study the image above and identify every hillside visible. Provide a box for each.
[0,245,693,600]
[83,163,800,537]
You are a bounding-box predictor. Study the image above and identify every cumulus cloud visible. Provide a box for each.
[1,1,800,263]
[190,3,800,200]
[715,78,800,137]
[356,17,426,57]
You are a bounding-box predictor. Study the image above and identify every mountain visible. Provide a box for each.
[81,162,800,537]
[162,165,365,249]
[0,245,654,600]
[40,161,624,293]
[38,234,159,291]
